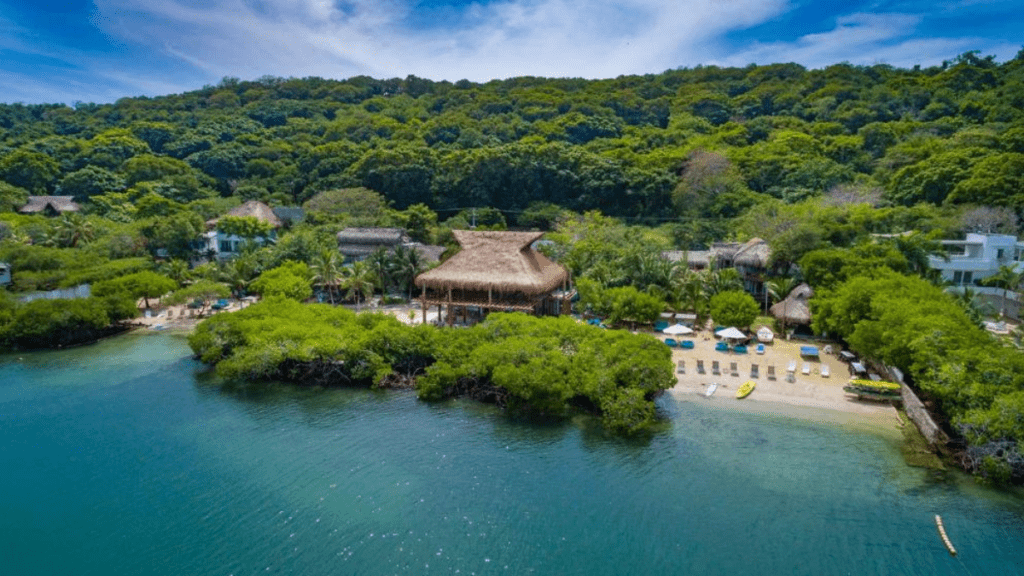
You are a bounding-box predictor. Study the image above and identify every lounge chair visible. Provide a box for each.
[802,362,811,375]
[712,360,721,376]
[767,365,776,380]
[677,360,686,374]
[665,338,678,348]
[751,364,759,378]
[787,360,797,373]
[166,309,174,319]
[697,359,706,375]
[715,342,729,352]
[820,364,830,378]
[729,362,739,377]
[680,340,695,349]
[756,343,765,354]
[733,345,748,354]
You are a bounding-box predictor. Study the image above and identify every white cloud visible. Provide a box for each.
[88,0,791,83]
[711,12,1013,69]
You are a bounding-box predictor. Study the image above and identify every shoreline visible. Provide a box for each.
[663,334,900,430]
[132,303,900,429]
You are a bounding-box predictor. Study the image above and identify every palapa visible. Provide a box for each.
[416,230,567,295]
[19,196,80,215]
[206,200,282,228]
[770,283,814,325]
[732,237,771,268]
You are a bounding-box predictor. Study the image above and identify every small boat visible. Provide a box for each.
[736,380,756,399]
[705,382,719,397]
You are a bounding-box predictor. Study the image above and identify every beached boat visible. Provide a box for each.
[705,382,719,397]
[843,379,901,402]
[736,380,756,399]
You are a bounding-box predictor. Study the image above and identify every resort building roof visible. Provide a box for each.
[415,230,568,295]
[206,200,282,228]
[19,196,81,215]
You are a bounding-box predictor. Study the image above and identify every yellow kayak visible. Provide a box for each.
[736,380,756,399]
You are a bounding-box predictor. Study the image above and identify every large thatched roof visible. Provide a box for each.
[415,230,568,294]
[19,196,80,214]
[206,200,282,228]
[733,237,771,267]
[770,283,814,325]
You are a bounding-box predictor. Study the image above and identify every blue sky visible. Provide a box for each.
[1,0,1021,104]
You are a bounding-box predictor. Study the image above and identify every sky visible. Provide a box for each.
[0,0,1021,104]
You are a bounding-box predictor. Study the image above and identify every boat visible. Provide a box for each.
[705,382,719,397]
[843,379,901,402]
[736,380,756,399]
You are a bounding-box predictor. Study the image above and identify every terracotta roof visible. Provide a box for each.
[19,196,80,214]
[206,200,282,228]
[770,283,814,325]
[415,230,568,294]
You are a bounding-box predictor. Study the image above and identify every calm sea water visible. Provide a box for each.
[1,333,1022,576]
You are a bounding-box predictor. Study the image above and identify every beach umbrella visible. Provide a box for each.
[715,326,747,341]
[663,323,693,335]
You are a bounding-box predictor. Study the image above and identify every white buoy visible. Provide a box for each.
[935,515,958,557]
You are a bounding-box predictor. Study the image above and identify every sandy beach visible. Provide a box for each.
[663,332,900,424]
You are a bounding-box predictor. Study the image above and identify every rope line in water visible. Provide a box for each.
[935,515,957,557]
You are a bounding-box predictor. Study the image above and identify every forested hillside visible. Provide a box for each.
[4,51,1024,477]
[2,50,1023,235]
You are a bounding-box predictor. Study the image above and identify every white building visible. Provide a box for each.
[929,233,1024,285]
[203,201,282,260]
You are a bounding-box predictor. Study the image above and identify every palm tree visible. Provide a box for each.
[393,245,426,301]
[217,253,260,298]
[310,248,342,304]
[343,261,379,311]
[159,259,192,286]
[987,265,1024,318]
[368,247,393,296]
[765,276,800,311]
[948,286,993,327]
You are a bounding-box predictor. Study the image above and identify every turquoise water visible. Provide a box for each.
[1,333,1022,576]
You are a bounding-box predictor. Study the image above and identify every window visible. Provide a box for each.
[997,249,1005,260]
[964,271,973,285]
[953,271,962,284]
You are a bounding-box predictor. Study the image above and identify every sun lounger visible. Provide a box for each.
[166,309,174,319]
[665,338,678,348]
[787,360,797,373]
[697,359,706,375]
[729,362,739,377]
[751,364,759,378]
[733,345,748,354]
[715,342,729,352]
[802,362,811,375]
[756,343,765,354]
[820,364,830,378]
[767,365,776,380]
[680,340,695,349]
[677,360,686,374]
[712,360,721,376]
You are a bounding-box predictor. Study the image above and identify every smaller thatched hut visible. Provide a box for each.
[770,283,814,326]
[19,196,80,216]
[337,228,410,261]
[205,200,282,229]
[415,230,571,325]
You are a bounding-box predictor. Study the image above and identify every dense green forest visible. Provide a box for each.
[3,50,1024,476]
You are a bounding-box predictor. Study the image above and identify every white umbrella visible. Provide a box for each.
[715,327,747,341]
[663,323,693,335]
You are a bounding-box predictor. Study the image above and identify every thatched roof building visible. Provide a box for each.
[206,200,282,228]
[337,227,410,259]
[770,283,814,325]
[19,196,80,216]
[733,237,771,268]
[415,230,571,324]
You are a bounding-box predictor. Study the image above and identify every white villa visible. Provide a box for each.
[203,201,281,260]
[929,233,1024,285]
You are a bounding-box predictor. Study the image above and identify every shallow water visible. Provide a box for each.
[1,333,1022,576]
